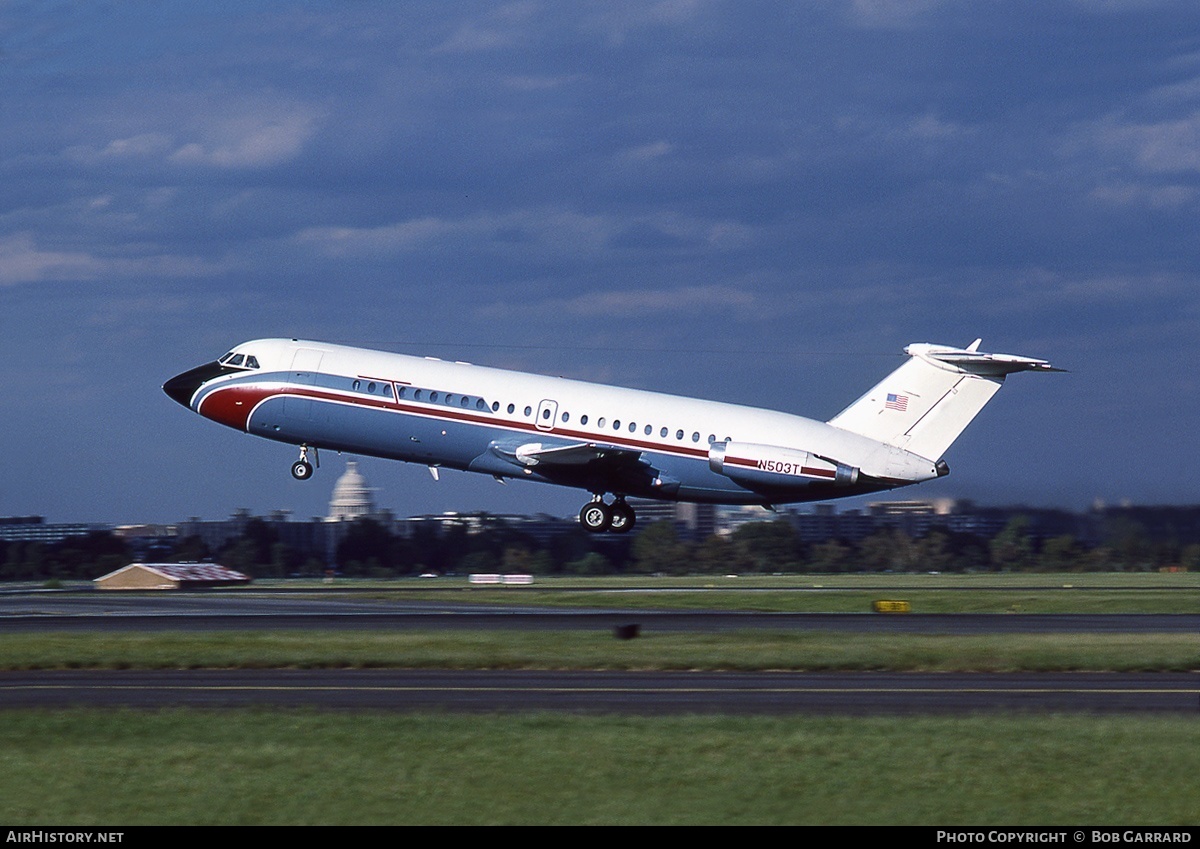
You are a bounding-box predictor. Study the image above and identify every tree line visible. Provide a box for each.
[3,513,1198,581]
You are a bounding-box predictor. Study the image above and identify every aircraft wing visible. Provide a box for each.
[473,437,668,497]
[512,441,643,468]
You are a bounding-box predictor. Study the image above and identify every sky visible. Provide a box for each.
[2,0,1198,525]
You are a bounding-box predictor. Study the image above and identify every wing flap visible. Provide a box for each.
[489,439,643,469]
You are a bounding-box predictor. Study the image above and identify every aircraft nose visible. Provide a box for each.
[163,361,227,408]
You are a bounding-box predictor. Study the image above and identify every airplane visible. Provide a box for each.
[163,337,1059,534]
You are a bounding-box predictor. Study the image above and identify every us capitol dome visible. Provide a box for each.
[327,461,376,522]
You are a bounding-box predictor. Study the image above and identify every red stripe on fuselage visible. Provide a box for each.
[278,384,717,459]
[197,385,279,431]
[198,380,719,464]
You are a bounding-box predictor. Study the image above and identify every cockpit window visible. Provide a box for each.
[218,351,259,369]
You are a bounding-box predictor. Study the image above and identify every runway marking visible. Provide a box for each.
[4,684,1199,694]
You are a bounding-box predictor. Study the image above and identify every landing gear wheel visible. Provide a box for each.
[291,459,314,481]
[580,501,612,533]
[608,501,636,534]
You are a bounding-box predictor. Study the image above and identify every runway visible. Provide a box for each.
[3,669,1198,714]
[1,590,1197,634]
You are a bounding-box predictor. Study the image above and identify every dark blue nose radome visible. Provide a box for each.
[163,361,230,408]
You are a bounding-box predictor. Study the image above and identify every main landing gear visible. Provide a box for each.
[291,444,318,480]
[579,496,636,534]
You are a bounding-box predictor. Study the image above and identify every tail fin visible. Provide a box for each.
[827,339,1060,461]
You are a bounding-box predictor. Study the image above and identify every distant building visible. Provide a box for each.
[782,498,1090,544]
[111,523,177,561]
[177,508,258,552]
[396,511,576,545]
[866,499,954,538]
[94,562,251,591]
[0,516,110,544]
[714,505,777,536]
[327,461,377,522]
[627,500,717,540]
[171,462,392,568]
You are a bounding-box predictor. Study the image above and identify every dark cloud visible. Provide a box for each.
[1,1,1198,522]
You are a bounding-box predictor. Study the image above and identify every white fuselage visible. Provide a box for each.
[165,338,947,508]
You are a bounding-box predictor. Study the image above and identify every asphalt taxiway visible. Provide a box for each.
[2,669,1198,714]
[1,590,1198,634]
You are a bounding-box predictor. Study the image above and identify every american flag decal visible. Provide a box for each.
[885,393,909,412]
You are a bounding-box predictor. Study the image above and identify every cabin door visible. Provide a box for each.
[535,398,558,432]
[284,348,324,420]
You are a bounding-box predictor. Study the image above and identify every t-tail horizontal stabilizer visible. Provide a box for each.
[827,339,1059,463]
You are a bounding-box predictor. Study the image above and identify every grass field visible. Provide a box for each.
[268,571,1200,613]
[1,710,1198,825]
[265,572,1200,589]
[1,630,1198,672]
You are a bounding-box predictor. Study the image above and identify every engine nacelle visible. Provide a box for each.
[708,441,859,490]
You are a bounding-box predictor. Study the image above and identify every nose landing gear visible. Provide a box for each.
[579,495,636,534]
[291,444,319,480]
